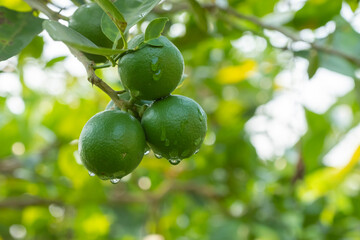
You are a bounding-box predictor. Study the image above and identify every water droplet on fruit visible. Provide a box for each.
[88,171,95,177]
[169,150,178,159]
[160,127,166,141]
[169,159,181,165]
[181,149,191,158]
[155,153,162,159]
[194,149,200,154]
[194,137,202,146]
[180,120,188,132]
[165,139,170,146]
[110,178,120,184]
[152,69,162,81]
[151,57,160,71]
[144,150,150,155]
[198,108,204,122]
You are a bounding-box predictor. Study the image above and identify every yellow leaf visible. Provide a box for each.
[0,0,31,12]
[22,206,49,226]
[217,60,257,84]
[297,145,360,202]
[82,213,110,236]
[215,100,243,125]
[320,203,335,225]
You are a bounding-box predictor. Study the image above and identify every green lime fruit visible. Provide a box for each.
[69,3,113,63]
[79,110,146,181]
[141,95,207,164]
[118,34,184,100]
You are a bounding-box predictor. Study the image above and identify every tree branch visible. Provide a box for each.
[0,182,224,208]
[0,141,61,174]
[68,47,130,110]
[0,196,63,208]
[220,6,360,66]
[108,181,224,205]
[155,3,360,67]
[24,0,69,21]
[25,0,132,111]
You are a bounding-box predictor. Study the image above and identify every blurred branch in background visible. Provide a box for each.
[0,181,223,207]
[219,6,360,66]
[0,196,62,208]
[291,143,305,184]
[155,3,360,67]
[0,141,61,174]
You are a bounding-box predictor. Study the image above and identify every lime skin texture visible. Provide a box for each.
[79,110,146,180]
[141,95,207,162]
[118,34,184,100]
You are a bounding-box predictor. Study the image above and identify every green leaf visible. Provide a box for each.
[345,0,359,12]
[187,0,208,32]
[70,0,86,7]
[45,56,67,68]
[307,50,319,79]
[292,0,342,30]
[144,17,169,43]
[101,17,121,44]
[317,17,360,77]
[296,17,360,77]
[145,38,163,47]
[94,0,127,32]
[0,7,43,61]
[302,110,331,172]
[18,36,44,65]
[249,0,278,17]
[101,0,161,41]
[298,146,360,202]
[43,20,126,56]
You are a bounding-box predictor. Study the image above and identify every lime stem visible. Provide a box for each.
[93,62,112,69]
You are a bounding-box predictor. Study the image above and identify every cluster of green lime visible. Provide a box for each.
[72,3,207,183]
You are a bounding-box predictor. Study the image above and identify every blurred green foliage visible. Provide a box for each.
[1,0,360,240]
